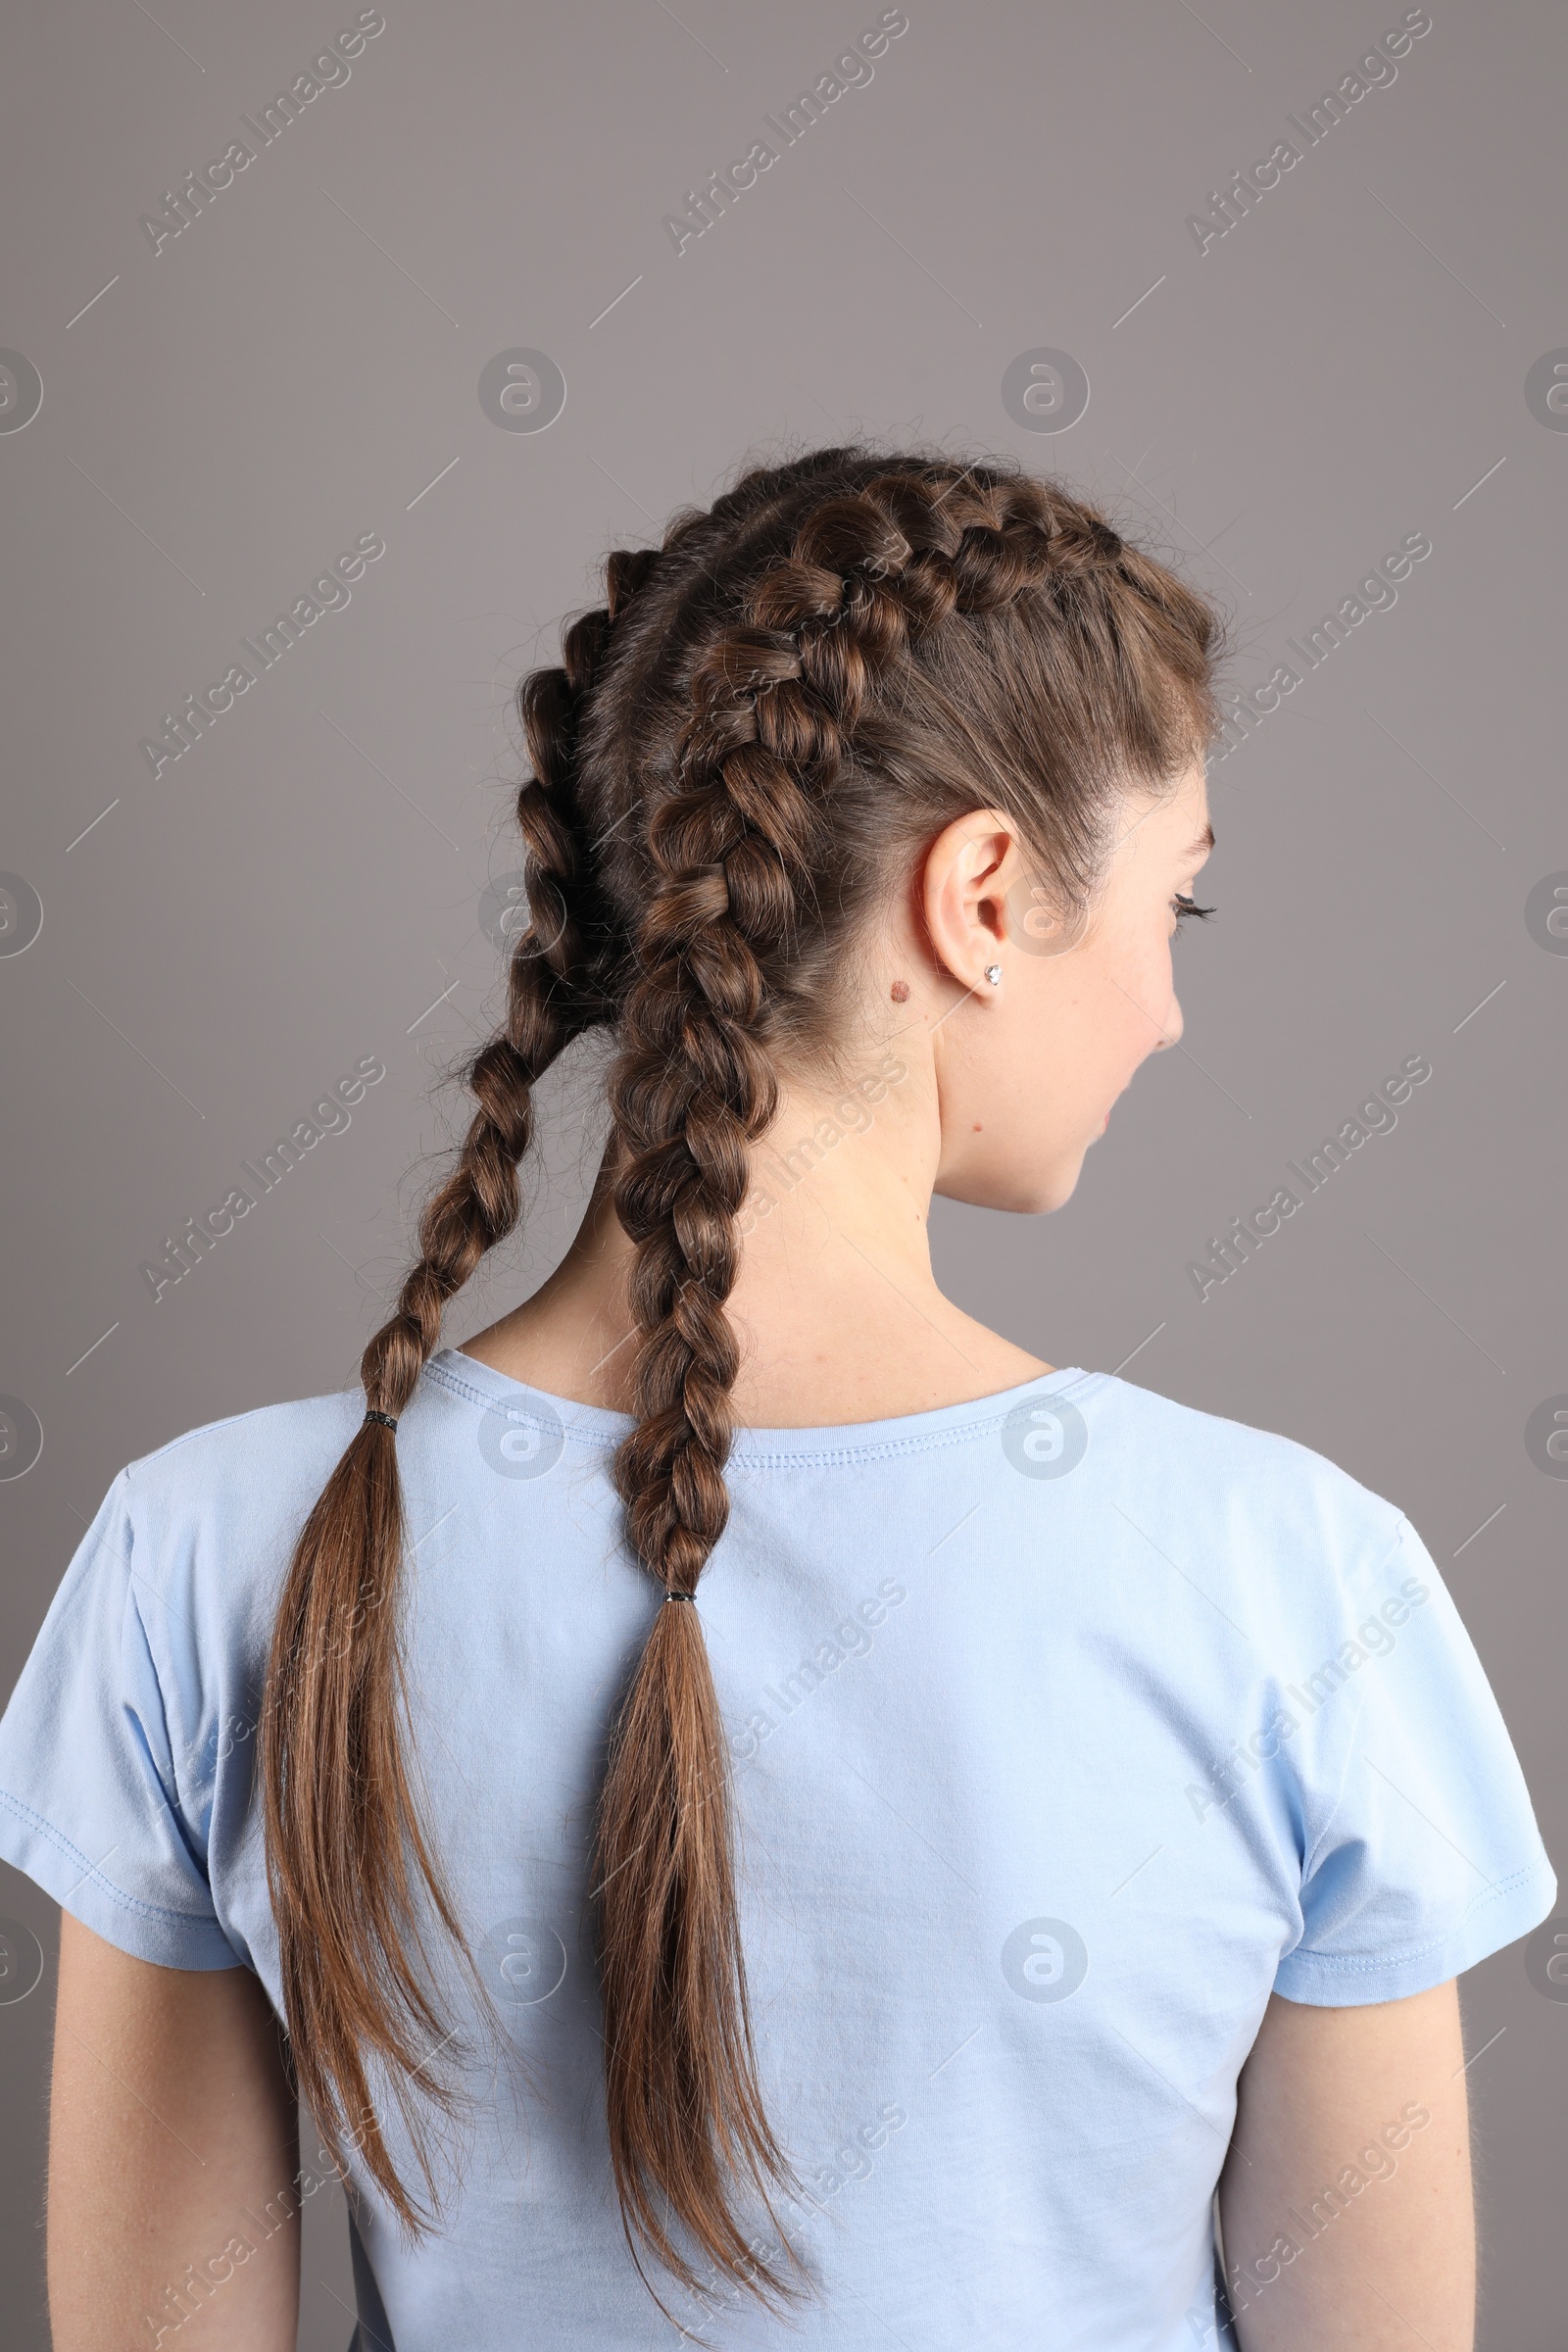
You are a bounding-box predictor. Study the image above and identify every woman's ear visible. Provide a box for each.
[920,810,1021,991]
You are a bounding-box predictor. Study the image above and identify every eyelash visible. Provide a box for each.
[1172,893,1216,926]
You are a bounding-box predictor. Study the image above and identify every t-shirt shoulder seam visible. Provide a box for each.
[0,1787,220,1932]
[1338,1511,1415,1606]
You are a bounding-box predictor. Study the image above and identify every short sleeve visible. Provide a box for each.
[1275,1514,1557,2004]
[0,1469,240,1969]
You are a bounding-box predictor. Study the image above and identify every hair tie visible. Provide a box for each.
[364,1408,399,1432]
[662,1589,695,1603]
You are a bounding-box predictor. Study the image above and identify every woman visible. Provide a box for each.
[1,447,1553,2350]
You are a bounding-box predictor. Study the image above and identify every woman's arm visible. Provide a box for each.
[1218,1980,1473,2350]
[47,1914,301,2351]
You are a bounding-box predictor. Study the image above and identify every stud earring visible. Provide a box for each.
[984,963,1003,987]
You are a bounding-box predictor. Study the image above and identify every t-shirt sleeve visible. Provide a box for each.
[0,1467,241,1970]
[1275,1512,1557,2005]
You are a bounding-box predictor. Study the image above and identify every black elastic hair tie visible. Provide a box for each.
[364,1408,399,1432]
[662,1589,695,1603]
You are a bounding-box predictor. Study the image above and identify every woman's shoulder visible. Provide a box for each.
[107,1355,520,1610]
[120,1379,368,1520]
[1081,1372,1416,1622]
[98,1379,378,1639]
[1090,1368,1384,1479]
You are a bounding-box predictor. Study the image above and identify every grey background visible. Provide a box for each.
[0,0,1563,2342]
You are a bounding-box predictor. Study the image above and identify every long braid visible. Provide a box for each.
[591,650,794,2307]
[260,558,655,2225]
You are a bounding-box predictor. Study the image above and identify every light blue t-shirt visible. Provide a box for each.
[0,1348,1554,2350]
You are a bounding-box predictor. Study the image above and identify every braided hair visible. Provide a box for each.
[260,444,1223,2311]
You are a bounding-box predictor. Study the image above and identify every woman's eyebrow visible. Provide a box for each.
[1186,823,1216,856]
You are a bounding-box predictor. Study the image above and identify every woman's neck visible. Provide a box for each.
[456,1054,1052,1427]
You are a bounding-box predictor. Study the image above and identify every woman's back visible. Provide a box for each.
[4,1342,1545,2347]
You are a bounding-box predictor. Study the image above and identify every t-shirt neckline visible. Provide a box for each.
[422,1344,1105,1463]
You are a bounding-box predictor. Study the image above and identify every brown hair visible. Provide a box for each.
[259,443,1223,2311]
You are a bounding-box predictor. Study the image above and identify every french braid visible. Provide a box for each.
[264,444,1223,2303]
[590,465,1174,2303]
